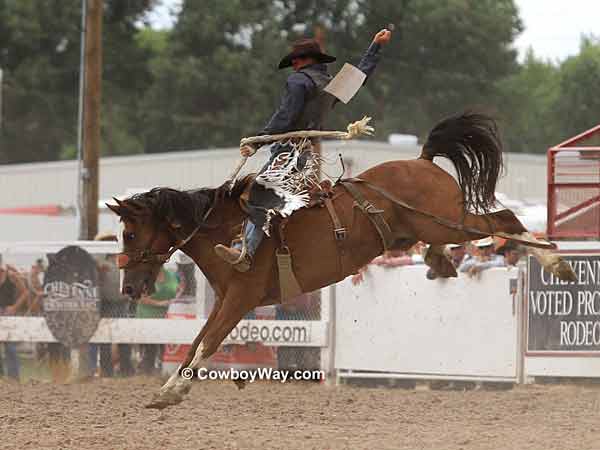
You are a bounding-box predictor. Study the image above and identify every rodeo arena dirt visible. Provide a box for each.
[4,4,600,450]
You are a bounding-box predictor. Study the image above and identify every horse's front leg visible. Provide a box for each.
[147,285,260,409]
[145,296,223,409]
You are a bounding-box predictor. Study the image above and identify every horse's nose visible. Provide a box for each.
[122,285,134,297]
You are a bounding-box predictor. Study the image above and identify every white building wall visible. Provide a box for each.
[0,141,547,241]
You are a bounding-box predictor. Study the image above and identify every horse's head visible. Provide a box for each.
[106,187,216,300]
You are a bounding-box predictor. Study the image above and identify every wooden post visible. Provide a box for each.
[76,0,103,381]
[79,0,102,240]
[0,68,3,132]
[314,25,326,179]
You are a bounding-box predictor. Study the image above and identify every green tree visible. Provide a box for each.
[141,0,523,152]
[0,0,156,163]
[495,50,561,153]
[360,0,522,138]
[139,0,289,152]
[553,37,600,143]
[0,0,525,162]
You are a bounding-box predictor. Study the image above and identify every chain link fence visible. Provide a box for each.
[0,245,324,382]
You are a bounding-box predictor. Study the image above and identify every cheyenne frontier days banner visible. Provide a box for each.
[42,246,100,346]
[528,255,600,353]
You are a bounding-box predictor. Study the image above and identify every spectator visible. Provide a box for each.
[88,233,135,377]
[136,267,178,374]
[25,258,46,315]
[352,247,424,285]
[447,243,467,268]
[496,240,524,267]
[0,256,29,380]
[459,237,504,277]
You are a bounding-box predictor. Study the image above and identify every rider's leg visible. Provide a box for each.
[214,219,264,272]
[234,220,264,257]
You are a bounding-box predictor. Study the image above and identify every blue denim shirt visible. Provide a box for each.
[261,42,383,136]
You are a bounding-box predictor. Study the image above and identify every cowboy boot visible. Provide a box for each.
[214,245,252,272]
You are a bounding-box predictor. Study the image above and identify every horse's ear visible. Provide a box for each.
[108,198,144,219]
[106,201,122,216]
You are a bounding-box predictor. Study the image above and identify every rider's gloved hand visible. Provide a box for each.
[373,29,392,45]
[240,144,257,157]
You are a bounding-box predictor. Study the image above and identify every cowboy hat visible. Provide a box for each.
[278,38,336,69]
[473,237,494,248]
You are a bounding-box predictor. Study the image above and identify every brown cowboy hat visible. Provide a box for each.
[278,38,336,69]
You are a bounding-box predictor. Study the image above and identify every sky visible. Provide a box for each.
[513,0,599,61]
[148,0,598,62]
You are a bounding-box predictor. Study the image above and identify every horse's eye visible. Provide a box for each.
[124,232,135,241]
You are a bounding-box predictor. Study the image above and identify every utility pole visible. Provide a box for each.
[0,68,3,132]
[314,25,326,178]
[78,0,102,240]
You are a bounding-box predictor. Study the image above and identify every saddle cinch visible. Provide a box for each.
[235,176,395,300]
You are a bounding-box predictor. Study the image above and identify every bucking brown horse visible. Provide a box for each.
[107,113,576,409]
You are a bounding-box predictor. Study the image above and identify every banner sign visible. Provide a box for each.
[43,246,100,346]
[527,254,600,353]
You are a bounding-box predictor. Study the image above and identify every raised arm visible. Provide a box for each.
[356,28,392,80]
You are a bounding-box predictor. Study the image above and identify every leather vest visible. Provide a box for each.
[290,66,335,131]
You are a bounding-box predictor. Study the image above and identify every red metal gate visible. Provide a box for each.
[547,124,600,240]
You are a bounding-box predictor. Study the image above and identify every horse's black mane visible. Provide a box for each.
[123,176,251,226]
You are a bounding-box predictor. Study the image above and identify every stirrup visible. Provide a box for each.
[229,244,251,272]
[214,245,252,272]
[214,226,252,272]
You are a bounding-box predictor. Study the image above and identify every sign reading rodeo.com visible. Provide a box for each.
[527,255,600,353]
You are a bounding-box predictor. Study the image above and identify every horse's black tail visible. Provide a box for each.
[420,112,503,213]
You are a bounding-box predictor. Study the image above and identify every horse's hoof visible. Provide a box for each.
[145,391,184,410]
[424,250,457,278]
[552,260,577,282]
[437,263,458,279]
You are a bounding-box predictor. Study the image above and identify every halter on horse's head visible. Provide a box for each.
[106,178,252,299]
[106,187,215,299]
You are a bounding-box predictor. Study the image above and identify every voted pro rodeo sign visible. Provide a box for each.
[527,255,600,353]
[42,246,100,346]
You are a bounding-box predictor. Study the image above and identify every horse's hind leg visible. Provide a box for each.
[467,210,576,282]
[501,232,576,282]
[424,245,457,278]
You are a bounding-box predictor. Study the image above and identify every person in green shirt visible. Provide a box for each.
[136,267,179,318]
[136,267,179,374]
